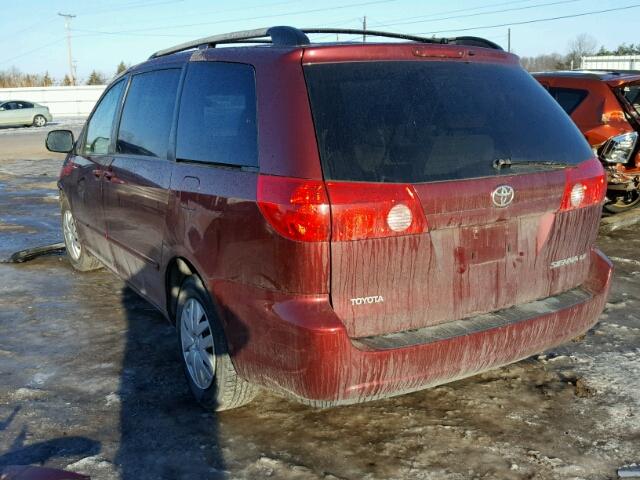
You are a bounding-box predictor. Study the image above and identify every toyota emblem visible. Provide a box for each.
[491,185,515,208]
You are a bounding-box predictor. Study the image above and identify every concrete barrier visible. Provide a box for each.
[581,55,640,71]
[0,85,106,117]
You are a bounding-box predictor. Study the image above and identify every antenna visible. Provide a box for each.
[58,13,76,85]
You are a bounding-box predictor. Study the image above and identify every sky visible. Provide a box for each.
[0,0,638,82]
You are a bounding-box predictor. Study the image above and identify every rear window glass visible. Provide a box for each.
[548,87,588,115]
[622,84,640,115]
[176,62,258,167]
[304,61,593,183]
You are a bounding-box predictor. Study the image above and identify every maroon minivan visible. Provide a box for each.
[46,27,613,410]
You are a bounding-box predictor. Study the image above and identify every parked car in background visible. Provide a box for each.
[46,26,612,411]
[0,100,52,127]
[534,71,640,213]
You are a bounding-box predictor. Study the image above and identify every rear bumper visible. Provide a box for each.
[213,248,613,405]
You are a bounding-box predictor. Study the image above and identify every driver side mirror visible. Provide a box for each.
[46,130,75,153]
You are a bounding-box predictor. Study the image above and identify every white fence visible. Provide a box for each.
[0,85,106,117]
[581,55,640,71]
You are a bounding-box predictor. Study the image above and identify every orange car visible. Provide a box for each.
[535,71,640,213]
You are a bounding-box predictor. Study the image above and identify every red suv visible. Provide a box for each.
[46,27,613,410]
[534,70,640,213]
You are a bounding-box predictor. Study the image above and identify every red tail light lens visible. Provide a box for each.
[257,175,330,242]
[326,182,427,241]
[257,176,428,242]
[560,158,606,211]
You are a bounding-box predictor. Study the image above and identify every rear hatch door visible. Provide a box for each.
[303,52,601,338]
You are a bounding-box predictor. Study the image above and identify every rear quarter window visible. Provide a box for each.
[176,62,258,168]
[547,87,589,115]
[116,68,181,158]
[304,61,593,183]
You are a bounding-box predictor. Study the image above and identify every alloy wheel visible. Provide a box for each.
[180,297,216,390]
[62,210,81,260]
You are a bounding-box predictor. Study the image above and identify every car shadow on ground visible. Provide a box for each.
[114,267,242,479]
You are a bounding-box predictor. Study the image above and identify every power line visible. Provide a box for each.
[71,28,189,38]
[373,0,586,29]
[412,3,640,35]
[0,37,66,65]
[368,0,540,27]
[77,0,184,16]
[79,0,401,35]
[0,16,56,43]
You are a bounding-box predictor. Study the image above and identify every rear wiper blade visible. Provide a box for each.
[493,158,569,170]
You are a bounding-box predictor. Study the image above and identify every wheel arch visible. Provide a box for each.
[165,256,206,323]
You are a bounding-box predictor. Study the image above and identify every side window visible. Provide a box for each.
[84,80,126,155]
[116,69,181,158]
[548,87,588,115]
[19,102,33,109]
[176,62,258,167]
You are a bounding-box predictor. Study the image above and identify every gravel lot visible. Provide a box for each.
[0,124,639,480]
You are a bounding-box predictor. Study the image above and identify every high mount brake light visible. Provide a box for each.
[560,159,606,212]
[257,175,428,242]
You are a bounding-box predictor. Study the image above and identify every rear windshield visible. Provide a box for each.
[547,87,588,115]
[304,61,593,183]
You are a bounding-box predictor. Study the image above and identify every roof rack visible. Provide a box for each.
[149,25,502,59]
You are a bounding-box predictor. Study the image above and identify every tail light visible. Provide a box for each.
[257,175,330,242]
[560,159,606,211]
[326,182,427,241]
[257,175,428,242]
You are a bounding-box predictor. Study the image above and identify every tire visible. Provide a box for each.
[60,195,102,271]
[32,115,47,127]
[176,275,258,411]
[604,189,640,214]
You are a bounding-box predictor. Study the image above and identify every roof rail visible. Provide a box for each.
[301,29,503,50]
[149,26,309,58]
[149,25,502,59]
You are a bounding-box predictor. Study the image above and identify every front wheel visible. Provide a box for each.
[32,115,47,127]
[60,196,102,271]
[176,276,258,411]
[604,189,640,214]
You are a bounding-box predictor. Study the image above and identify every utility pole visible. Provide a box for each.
[58,13,76,85]
[363,16,367,43]
[507,28,511,53]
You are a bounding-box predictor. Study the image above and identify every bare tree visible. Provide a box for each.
[567,33,597,69]
[520,53,568,72]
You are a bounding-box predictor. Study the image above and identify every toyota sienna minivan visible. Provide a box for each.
[46,26,613,410]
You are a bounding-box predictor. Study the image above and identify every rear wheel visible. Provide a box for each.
[176,276,257,411]
[60,196,102,271]
[32,115,47,127]
[604,189,640,213]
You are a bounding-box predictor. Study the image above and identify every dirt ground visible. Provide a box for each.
[0,125,639,480]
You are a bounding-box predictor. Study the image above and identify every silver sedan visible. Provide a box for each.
[0,100,53,127]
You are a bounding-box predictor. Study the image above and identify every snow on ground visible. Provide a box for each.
[0,136,639,479]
